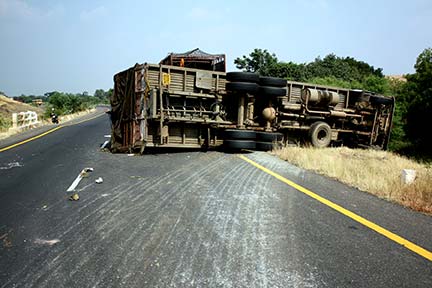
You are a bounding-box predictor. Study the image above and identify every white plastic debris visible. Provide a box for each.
[67,168,94,192]
[101,140,110,149]
[95,177,103,184]
[401,169,416,185]
[34,239,60,246]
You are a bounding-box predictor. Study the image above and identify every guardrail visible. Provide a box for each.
[12,111,39,129]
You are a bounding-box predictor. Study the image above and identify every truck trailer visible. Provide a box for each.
[109,52,394,153]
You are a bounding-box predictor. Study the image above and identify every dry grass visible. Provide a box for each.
[0,95,45,134]
[272,147,432,214]
[0,95,45,119]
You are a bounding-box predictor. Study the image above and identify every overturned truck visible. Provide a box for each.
[110,51,394,153]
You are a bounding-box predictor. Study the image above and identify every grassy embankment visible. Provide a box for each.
[0,95,45,132]
[0,94,96,140]
[273,147,432,214]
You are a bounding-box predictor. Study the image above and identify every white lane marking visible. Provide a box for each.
[104,135,111,138]
[101,140,109,149]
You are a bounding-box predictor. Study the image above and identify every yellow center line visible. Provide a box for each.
[0,112,106,153]
[238,154,432,262]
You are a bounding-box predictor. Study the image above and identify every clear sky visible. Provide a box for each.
[1,0,431,96]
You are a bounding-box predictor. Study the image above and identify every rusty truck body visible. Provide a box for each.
[109,51,394,153]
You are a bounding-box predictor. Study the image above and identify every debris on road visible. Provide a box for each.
[34,239,60,246]
[69,193,80,201]
[100,140,110,149]
[95,177,103,184]
[127,153,134,157]
[0,230,13,248]
[130,175,144,179]
[66,167,94,192]
[41,205,48,211]
[0,162,23,170]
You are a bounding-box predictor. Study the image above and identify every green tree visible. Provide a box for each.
[405,48,432,153]
[234,49,385,86]
[268,62,308,81]
[94,88,111,103]
[234,49,279,75]
[305,54,384,83]
[94,89,105,100]
[47,91,68,114]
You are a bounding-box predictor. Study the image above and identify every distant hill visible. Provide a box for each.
[386,75,407,82]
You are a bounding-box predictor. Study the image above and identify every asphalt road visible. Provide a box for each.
[0,112,431,287]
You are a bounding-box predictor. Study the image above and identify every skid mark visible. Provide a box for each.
[8,153,226,287]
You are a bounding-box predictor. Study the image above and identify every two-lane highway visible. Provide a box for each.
[0,113,431,287]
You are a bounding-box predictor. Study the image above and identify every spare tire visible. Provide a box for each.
[259,76,286,87]
[309,121,332,148]
[224,140,256,150]
[223,129,256,140]
[256,132,283,142]
[259,86,287,97]
[369,95,394,105]
[226,72,259,83]
[226,82,259,93]
[255,141,274,151]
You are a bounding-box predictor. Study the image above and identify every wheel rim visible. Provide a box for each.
[317,129,328,142]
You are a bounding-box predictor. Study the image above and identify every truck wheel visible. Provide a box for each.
[223,129,256,140]
[224,140,256,150]
[255,141,274,151]
[259,76,286,87]
[226,72,259,83]
[309,121,332,148]
[369,95,393,105]
[259,86,287,97]
[226,82,259,93]
[256,132,283,142]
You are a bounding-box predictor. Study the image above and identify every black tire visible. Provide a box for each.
[226,72,259,83]
[309,121,332,148]
[259,86,287,97]
[256,132,283,142]
[224,140,256,150]
[255,141,274,151]
[226,82,259,93]
[223,129,256,140]
[369,95,393,105]
[259,76,286,87]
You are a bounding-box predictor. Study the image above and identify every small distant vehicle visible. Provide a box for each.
[50,109,59,124]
